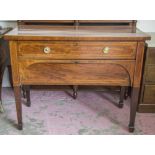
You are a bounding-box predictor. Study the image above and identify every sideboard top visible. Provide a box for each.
[4,20,151,41]
[4,28,151,41]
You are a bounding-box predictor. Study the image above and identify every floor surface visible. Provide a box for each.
[0,88,155,135]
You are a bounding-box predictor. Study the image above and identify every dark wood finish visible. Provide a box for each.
[138,45,155,112]
[124,87,130,100]
[5,28,150,41]
[146,47,155,64]
[24,85,31,107]
[22,85,26,98]
[18,60,135,86]
[14,86,22,130]
[4,20,150,132]
[128,42,146,132]
[142,85,155,104]
[18,41,137,60]
[18,20,137,32]
[129,87,140,132]
[78,20,137,32]
[18,20,76,30]
[138,104,155,113]
[145,65,155,82]
[118,86,126,108]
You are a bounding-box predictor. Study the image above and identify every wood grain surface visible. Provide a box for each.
[17,41,137,60]
[5,20,151,132]
[18,60,135,86]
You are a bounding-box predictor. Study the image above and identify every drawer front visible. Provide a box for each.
[18,60,135,86]
[142,85,155,104]
[18,41,137,60]
[145,65,155,82]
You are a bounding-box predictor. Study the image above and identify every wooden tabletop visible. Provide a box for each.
[4,28,151,41]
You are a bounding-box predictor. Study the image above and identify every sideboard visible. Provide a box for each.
[4,20,150,132]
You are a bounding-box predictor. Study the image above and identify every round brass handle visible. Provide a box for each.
[43,47,51,54]
[103,47,110,54]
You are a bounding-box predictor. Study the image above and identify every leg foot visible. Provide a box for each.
[118,102,123,108]
[128,125,135,133]
[73,85,78,99]
[18,123,23,130]
[129,87,140,133]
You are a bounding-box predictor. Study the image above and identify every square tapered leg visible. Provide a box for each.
[129,87,140,132]
[14,86,23,130]
[118,86,126,108]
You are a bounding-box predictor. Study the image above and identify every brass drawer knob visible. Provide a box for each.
[43,47,51,54]
[103,47,110,54]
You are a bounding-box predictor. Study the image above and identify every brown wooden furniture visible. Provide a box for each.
[0,28,12,112]
[18,20,137,32]
[4,20,150,132]
[138,33,155,112]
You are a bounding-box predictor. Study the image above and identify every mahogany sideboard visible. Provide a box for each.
[4,20,151,132]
